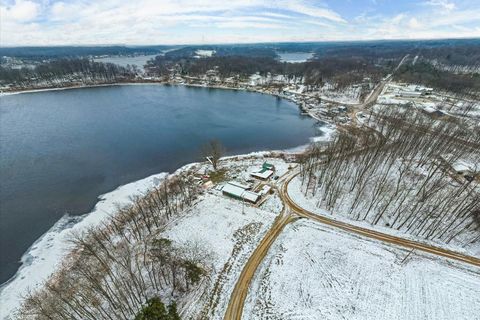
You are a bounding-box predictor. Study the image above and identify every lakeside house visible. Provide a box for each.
[250,162,275,180]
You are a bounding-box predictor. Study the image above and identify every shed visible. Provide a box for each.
[259,185,271,195]
[222,183,260,203]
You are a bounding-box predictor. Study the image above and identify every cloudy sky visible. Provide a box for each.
[1,0,479,46]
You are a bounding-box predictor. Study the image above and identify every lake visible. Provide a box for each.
[93,54,159,70]
[277,52,314,63]
[0,84,319,283]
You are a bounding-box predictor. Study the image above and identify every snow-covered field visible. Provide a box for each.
[163,192,279,319]
[287,176,480,257]
[0,173,168,319]
[243,219,480,320]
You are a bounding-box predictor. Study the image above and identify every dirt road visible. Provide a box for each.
[223,211,297,320]
[223,53,480,319]
[281,171,480,267]
[223,169,480,319]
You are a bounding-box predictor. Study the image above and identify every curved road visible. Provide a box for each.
[281,171,480,267]
[224,54,480,319]
[223,211,297,320]
[224,168,480,320]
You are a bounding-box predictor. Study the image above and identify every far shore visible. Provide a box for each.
[1,80,326,122]
[0,80,273,96]
[0,80,166,96]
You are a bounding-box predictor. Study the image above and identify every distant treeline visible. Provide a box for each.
[0,58,136,89]
[395,61,480,97]
[416,45,480,66]
[0,45,168,59]
[146,55,389,89]
[2,39,479,94]
[3,38,479,63]
[145,38,480,92]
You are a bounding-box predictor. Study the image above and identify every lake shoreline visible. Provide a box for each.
[1,80,324,122]
[1,84,331,317]
[0,150,306,318]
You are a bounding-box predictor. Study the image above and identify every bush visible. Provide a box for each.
[135,297,181,320]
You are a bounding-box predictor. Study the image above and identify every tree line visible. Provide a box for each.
[0,58,137,89]
[395,61,480,98]
[146,55,389,90]
[299,106,479,245]
[19,171,208,320]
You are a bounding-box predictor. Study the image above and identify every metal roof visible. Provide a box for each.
[222,183,260,203]
[251,169,274,180]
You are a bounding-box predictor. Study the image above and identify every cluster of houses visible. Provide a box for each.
[220,162,275,204]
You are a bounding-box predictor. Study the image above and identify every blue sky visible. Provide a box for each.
[1,0,479,45]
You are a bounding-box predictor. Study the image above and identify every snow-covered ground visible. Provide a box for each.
[287,176,480,257]
[377,82,480,119]
[0,154,290,319]
[0,172,168,319]
[243,219,480,320]
[163,192,279,319]
[310,123,336,143]
[277,52,313,63]
[320,83,365,104]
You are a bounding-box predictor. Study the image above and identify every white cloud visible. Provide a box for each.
[3,0,40,22]
[391,13,405,24]
[425,0,456,11]
[281,1,346,23]
[216,21,287,29]
[408,17,421,29]
[0,0,479,46]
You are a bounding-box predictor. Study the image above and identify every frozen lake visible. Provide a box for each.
[277,52,314,63]
[93,54,159,70]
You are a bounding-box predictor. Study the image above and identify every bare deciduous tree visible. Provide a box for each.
[201,139,225,171]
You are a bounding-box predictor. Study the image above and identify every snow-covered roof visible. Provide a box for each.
[242,190,260,203]
[228,181,251,190]
[222,183,260,203]
[259,185,271,195]
[251,170,274,180]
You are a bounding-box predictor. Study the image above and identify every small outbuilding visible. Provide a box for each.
[222,182,260,203]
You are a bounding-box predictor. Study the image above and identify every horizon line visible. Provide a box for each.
[2,36,479,49]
